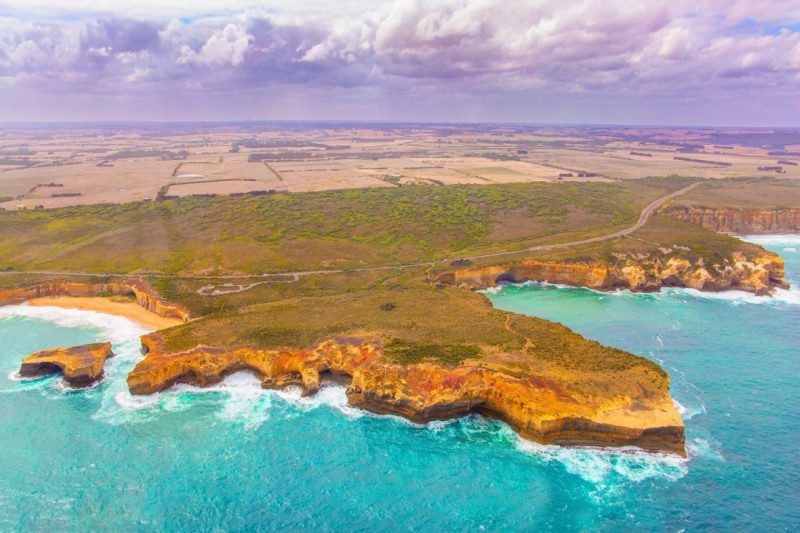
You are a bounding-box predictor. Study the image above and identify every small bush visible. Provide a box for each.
[383,339,480,366]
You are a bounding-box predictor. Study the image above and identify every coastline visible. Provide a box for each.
[21,296,182,331]
[3,234,795,458]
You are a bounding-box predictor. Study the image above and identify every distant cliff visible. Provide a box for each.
[435,250,788,296]
[666,207,800,234]
[0,280,190,322]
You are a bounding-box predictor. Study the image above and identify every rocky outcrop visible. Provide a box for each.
[128,335,685,455]
[666,207,800,234]
[436,251,788,296]
[19,342,114,387]
[436,261,618,291]
[0,279,190,322]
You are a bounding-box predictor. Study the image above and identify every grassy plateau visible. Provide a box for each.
[0,176,791,383]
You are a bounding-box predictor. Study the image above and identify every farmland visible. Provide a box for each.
[1,123,798,210]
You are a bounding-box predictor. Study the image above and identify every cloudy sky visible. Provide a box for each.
[0,0,798,125]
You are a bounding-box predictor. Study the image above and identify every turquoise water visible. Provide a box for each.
[1,236,798,531]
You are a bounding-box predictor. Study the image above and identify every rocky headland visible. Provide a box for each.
[436,249,788,296]
[666,207,800,234]
[19,342,114,387]
[12,207,797,457]
[128,334,686,455]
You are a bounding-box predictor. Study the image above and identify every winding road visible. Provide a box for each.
[1,182,700,295]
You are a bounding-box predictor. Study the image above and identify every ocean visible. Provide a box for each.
[1,235,798,531]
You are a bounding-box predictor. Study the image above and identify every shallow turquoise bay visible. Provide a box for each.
[1,236,799,530]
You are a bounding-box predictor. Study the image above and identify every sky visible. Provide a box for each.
[0,0,798,126]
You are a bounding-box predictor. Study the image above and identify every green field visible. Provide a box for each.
[671,177,800,209]
[152,272,665,381]
[0,179,695,275]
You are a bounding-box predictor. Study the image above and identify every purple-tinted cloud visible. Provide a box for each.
[0,0,798,124]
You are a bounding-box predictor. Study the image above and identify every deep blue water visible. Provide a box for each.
[1,235,798,531]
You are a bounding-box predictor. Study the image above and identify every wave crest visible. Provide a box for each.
[516,438,689,484]
[0,304,150,342]
[737,234,800,247]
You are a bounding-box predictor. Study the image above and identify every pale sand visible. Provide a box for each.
[23,296,183,331]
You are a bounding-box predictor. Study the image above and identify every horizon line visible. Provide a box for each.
[0,119,797,130]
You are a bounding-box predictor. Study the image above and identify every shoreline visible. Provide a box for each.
[20,296,183,331]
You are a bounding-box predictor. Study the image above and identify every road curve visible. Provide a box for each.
[430,181,701,262]
[1,182,700,287]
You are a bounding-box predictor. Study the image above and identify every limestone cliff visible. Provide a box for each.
[0,279,190,322]
[19,342,114,387]
[666,207,800,234]
[436,250,788,296]
[128,335,685,455]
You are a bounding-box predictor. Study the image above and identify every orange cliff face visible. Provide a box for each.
[436,253,788,296]
[0,279,190,322]
[436,261,621,291]
[666,207,800,234]
[19,342,114,387]
[128,335,686,455]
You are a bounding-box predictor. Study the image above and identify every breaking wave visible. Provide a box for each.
[101,372,364,428]
[487,279,800,306]
[737,234,800,247]
[516,434,689,485]
[0,304,150,344]
[1,305,149,395]
[657,286,800,306]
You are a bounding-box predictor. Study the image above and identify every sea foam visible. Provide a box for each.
[102,370,364,428]
[659,286,800,306]
[488,280,800,306]
[0,305,162,421]
[737,234,800,247]
[0,304,150,343]
[1,305,149,396]
[516,437,689,485]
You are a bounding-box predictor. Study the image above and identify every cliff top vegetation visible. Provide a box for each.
[0,177,693,276]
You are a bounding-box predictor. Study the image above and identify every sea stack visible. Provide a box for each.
[19,342,115,387]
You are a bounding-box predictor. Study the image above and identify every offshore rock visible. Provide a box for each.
[19,342,114,387]
[128,335,686,455]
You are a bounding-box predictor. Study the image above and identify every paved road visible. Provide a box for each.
[1,182,699,291]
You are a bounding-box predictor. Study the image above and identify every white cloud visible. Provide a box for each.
[176,23,253,66]
[88,46,111,57]
[0,0,797,107]
[656,27,693,60]
[125,67,151,82]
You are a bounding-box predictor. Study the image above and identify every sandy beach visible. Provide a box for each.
[23,296,183,331]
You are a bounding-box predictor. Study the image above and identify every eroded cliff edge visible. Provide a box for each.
[128,334,686,455]
[0,279,190,322]
[666,207,800,234]
[436,249,788,296]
